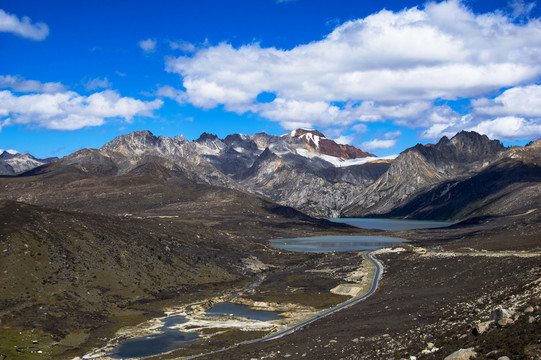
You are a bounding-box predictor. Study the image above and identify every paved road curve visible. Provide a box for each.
[259,250,383,342]
[184,250,383,359]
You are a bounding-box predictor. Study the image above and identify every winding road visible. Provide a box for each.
[259,250,383,342]
[184,250,383,359]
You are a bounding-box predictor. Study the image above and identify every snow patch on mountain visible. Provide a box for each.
[295,148,396,167]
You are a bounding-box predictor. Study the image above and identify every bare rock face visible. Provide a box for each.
[98,130,238,188]
[192,129,386,217]
[344,131,507,217]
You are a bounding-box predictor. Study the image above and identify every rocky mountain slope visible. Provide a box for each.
[344,131,510,218]
[0,151,57,175]
[193,129,389,217]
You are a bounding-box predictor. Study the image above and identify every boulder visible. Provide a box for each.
[444,348,477,360]
[490,308,513,323]
[472,320,492,335]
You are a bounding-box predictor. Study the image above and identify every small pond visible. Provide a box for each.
[270,235,406,252]
[328,218,454,231]
[205,302,282,321]
[109,314,197,358]
[108,302,282,358]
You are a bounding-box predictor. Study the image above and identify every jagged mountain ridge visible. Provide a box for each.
[370,139,541,220]
[193,129,389,217]
[4,129,540,220]
[343,131,533,218]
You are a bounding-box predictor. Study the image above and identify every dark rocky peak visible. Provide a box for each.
[256,147,279,162]
[195,132,220,143]
[443,131,504,155]
[410,131,505,167]
[193,132,226,154]
[224,133,260,153]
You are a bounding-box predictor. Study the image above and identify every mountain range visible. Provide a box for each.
[2,129,540,221]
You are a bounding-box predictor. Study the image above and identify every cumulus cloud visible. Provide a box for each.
[473,85,541,118]
[164,0,541,142]
[0,75,66,93]
[418,84,541,141]
[139,38,157,52]
[471,116,541,140]
[0,89,163,130]
[0,9,49,40]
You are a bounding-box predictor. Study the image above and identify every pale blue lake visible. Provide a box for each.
[205,302,282,321]
[329,218,454,231]
[109,315,198,359]
[270,235,406,252]
[109,303,282,358]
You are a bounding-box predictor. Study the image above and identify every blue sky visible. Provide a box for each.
[1,0,541,158]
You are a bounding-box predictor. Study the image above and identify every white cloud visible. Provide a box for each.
[139,38,157,52]
[0,75,66,93]
[470,116,541,141]
[0,9,49,40]
[165,0,541,139]
[414,84,541,141]
[84,77,111,91]
[473,85,541,118]
[360,139,399,151]
[156,85,188,104]
[0,89,163,130]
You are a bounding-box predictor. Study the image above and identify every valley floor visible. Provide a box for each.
[194,248,541,360]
